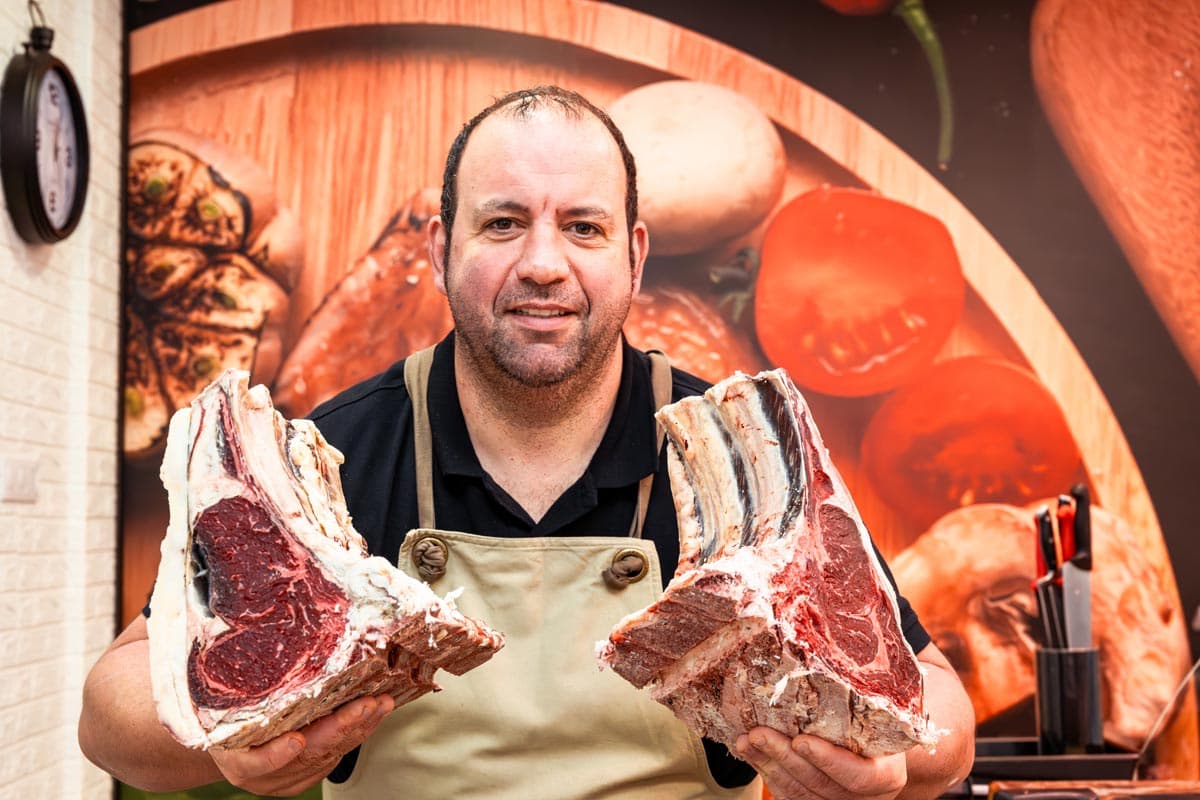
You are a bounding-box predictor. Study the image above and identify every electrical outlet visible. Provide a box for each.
[0,457,39,503]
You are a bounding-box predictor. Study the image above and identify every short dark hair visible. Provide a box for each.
[439,85,638,244]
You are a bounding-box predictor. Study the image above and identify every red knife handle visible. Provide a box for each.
[1057,494,1076,562]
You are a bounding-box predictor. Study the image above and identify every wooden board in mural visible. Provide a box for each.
[123,0,1196,777]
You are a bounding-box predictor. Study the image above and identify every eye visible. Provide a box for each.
[487,218,516,232]
[568,222,601,237]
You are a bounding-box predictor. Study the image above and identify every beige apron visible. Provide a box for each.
[324,346,760,799]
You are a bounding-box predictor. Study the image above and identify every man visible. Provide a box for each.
[80,86,973,798]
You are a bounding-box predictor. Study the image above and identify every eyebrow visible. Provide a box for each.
[476,199,529,216]
[563,206,615,223]
[471,200,616,226]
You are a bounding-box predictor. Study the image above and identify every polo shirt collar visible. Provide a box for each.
[427,333,659,489]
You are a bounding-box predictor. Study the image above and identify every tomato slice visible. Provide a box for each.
[754,186,965,397]
[861,357,1082,526]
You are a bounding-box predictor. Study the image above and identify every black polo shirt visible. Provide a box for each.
[309,332,929,787]
[310,332,699,577]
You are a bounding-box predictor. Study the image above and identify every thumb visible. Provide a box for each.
[265,738,307,767]
[252,733,307,772]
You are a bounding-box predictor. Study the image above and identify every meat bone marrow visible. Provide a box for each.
[598,368,936,757]
[147,369,504,750]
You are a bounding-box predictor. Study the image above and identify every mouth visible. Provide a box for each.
[507,302,579,319]
[505,304,578,334]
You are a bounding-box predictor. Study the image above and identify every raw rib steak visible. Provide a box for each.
[597,369,934,756]
[147,370,504,749]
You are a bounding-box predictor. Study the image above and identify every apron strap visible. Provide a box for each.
[404,342,672,539]
[404,344,439,530]
[628,349,673,539]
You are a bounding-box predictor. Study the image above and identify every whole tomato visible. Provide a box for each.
[753,186,965,397]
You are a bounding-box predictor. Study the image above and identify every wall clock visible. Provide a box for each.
[1,13,90,244]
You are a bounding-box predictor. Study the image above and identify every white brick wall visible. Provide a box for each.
[0,0,122,797]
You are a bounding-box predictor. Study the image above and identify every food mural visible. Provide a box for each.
[120,0,1199,787]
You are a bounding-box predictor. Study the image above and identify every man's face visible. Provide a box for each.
[429,107,648,388]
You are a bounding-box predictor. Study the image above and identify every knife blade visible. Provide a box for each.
[1063,484,1092,648]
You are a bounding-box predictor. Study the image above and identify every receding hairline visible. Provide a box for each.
[439,85,640,245]
[460,104,626,175]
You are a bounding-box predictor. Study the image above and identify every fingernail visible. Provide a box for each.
[287,738,303,754]
[360,701,375,719]
[751,735,767,749]
[792,737,809,755]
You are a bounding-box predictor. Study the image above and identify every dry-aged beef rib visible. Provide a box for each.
[598,370,934,757]
[147,370,504,749]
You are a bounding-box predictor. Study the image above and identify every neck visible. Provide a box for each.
[453,339,625,520]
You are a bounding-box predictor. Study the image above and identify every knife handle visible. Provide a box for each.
[1069,483,1092,570]
[1056,495,1075,562]
[1037,507,1059,576]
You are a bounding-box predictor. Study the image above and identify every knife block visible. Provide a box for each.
[1036,646,1104,755]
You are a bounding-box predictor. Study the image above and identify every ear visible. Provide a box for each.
[630,220,649,296]
[428,215,448,297]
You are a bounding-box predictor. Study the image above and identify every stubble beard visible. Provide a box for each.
[449,287,631,393]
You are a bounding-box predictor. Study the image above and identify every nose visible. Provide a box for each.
[515,222,570,285]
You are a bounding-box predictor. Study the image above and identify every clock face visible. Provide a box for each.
[35,68,78,231]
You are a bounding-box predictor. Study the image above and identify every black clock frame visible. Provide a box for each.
[1,27,90,244]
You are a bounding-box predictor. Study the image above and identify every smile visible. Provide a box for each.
[513,308,572,317]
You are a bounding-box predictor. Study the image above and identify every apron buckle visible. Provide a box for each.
[411,533,449,582]
[603,547,649,589]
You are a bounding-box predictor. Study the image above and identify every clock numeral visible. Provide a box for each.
[35,129,40,152]
[66,148,73,169]
[48,190,57,213]
[48,84,59,106]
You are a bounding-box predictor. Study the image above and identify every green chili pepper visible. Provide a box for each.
[894,0,954,168]
[818,0,954,167]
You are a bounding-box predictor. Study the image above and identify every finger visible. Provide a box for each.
[297,695,390,766]
[736,729,834,800]
[213,695,395,794]
[211,733,305,786]
[254,733,307,773]
[790,735,906,797]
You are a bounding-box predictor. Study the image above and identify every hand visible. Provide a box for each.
[209,694,395,797]
[736,729,907,800]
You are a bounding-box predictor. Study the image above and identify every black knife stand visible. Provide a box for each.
[971,737,1138,783]
[970,646,1134,784]
[1036,646,1103,755]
